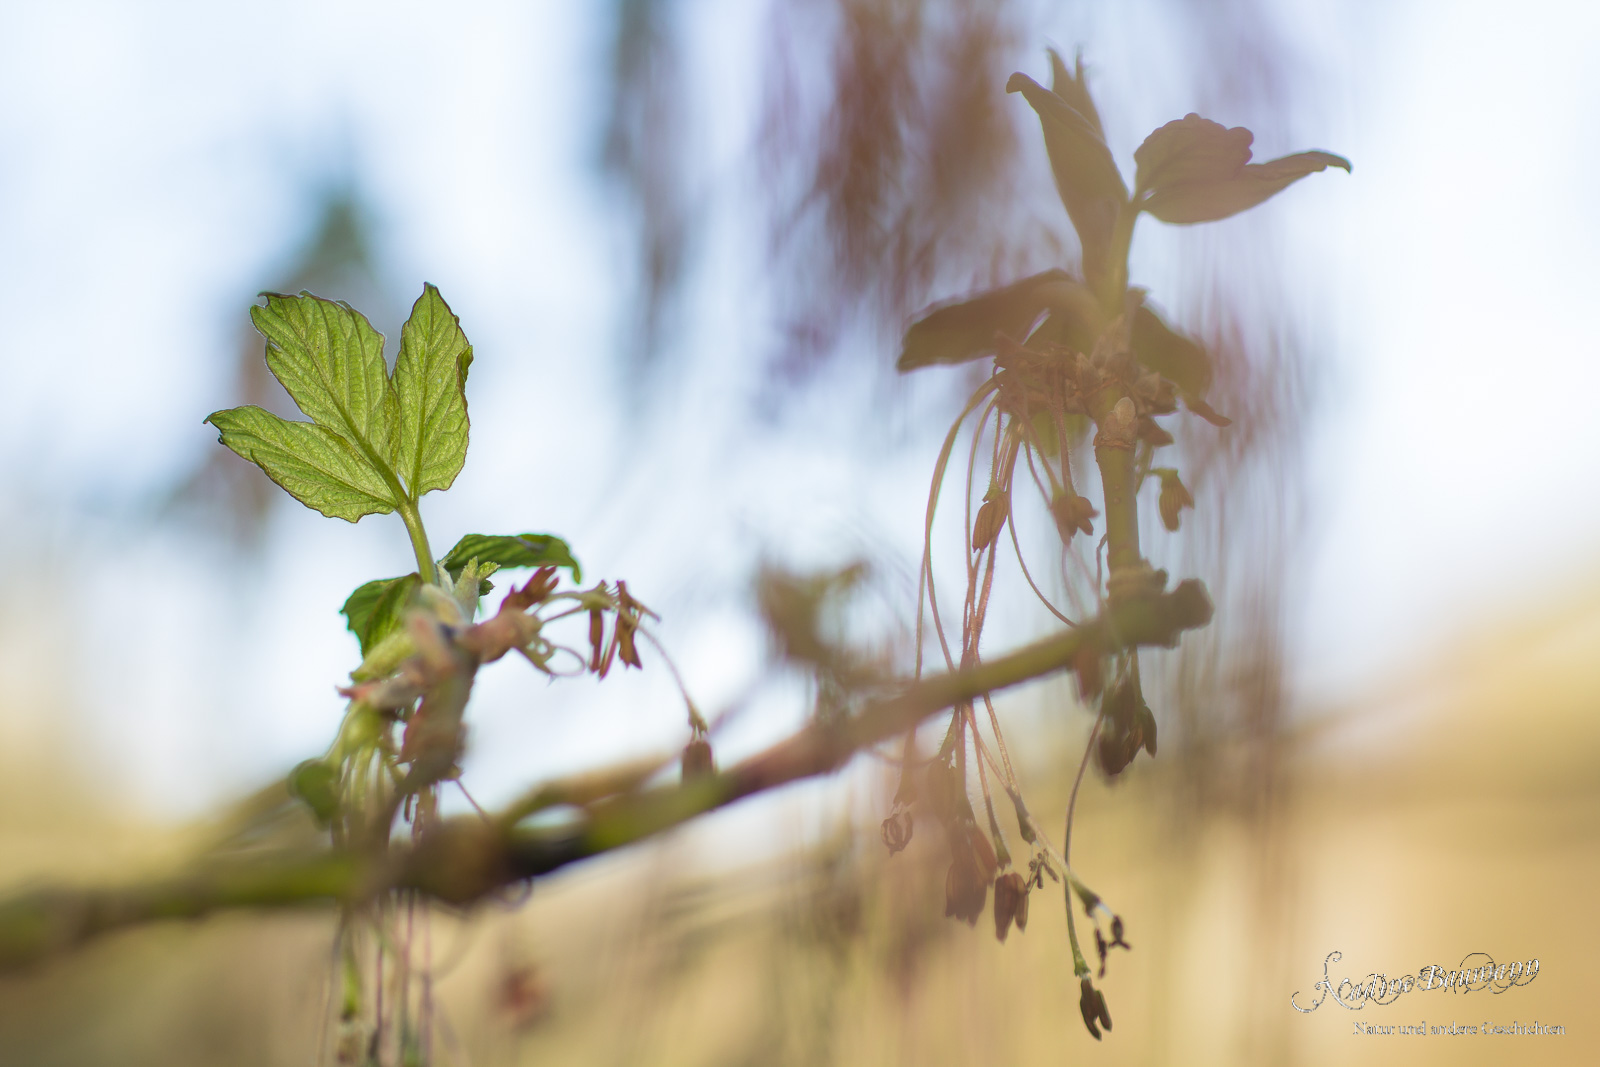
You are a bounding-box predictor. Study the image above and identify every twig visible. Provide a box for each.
[0,583,1210,973]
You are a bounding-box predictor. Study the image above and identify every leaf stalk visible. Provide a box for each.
[396,499,436,582]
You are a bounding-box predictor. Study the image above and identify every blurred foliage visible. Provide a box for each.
[593,0,1326,840]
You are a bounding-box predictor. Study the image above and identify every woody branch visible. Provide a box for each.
[0,582,1209,973]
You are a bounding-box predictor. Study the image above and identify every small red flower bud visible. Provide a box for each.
[943,853,988,925]
[992,870,1030,942]
[617,619,641,669]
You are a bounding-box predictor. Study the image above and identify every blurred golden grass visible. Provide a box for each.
[1,581,1596,1065]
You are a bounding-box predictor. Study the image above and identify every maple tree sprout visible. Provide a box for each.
[893,48,1347,1039]
[206,284,676,1058]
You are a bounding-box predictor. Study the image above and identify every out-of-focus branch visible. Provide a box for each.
[0,583,1209,973]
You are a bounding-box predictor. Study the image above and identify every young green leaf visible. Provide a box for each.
[440,533,582,583]
[204,406,401,521]
[392,284,474,499]
[1133,114,1349,225]
[341,573,422,656]
[1006,71,1126,279]
[250,292,399,480]
[340,578,392,644]
[898,270,1101,371]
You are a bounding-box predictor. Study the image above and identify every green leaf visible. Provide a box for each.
[250,292,398,478]
[214,288,479,522]
[340,578,392,645]
[341,573,422,657]
[1134,114,1349,225]
[392,284,473,499]
[1130,305,1231,427]
[204,405,401,521]
[898,270,1101,371]
[440,533,582,584]
[1006,71,1127,278]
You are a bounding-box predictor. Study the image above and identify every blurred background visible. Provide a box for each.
[0,1,1596,1064]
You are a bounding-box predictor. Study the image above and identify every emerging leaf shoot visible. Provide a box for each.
[439,533,582,584]
[392,284,474,499]
[206,285,474,523]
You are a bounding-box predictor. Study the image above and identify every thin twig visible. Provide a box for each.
[0,585,1210,972]
[1064,709,1105,868]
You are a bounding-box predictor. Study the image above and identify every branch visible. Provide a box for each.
[0,583,1210,973]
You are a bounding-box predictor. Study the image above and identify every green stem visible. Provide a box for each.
[1086,386,1143,582]
[396,499,436,582]
[1085,200,1146,587]
[1095,201,1140,314]
[1096,442,1142,576]
[1065,879,1091,977]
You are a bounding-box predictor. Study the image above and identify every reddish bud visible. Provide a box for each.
[944,853,988,925]
[1079,977,1113,1040]
[588,609,604,672]
[972,491,1009,551]
[942,816,996,925]
[616,618,641,669]
[1137,702,1158,756]
[1154,468,1194,532]
[503,567,558,612]
[1097,728,1136,776]
[1050,490,1098,540]
[992,870,1030,942]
